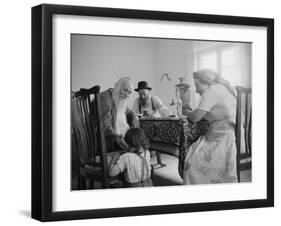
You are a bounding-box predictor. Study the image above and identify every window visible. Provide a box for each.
[200,51,217,71]
[221,47,237,85]
[196,44,238,86]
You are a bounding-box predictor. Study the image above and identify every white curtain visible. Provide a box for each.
[236,43,252,88]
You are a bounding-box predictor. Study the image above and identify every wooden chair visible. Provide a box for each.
[235,86,252,182]
[71,85,121,189]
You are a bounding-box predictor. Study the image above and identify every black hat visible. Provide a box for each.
[135,81,152,91]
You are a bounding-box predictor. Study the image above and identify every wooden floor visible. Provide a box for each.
[151,154,182,186]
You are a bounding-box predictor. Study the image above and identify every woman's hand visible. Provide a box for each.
[184,108,208,122]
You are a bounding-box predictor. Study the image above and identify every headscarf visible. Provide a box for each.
[193,68,236,97]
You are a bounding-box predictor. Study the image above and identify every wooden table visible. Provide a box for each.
[139,116,208,177]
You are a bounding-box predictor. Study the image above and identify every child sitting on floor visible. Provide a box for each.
[108,128,153,187]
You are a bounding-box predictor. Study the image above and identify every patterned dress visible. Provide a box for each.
[183,84,237,184]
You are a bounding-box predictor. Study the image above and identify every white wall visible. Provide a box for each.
[72,35,251,110]
[154,39,193,107]
[71,35,155,105]
[1,1,279,226]
[72,35,195,108]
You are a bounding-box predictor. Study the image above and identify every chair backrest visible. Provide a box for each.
[71,86,108,184]
[235,86,252,182]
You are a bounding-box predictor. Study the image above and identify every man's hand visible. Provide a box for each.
[143,110,153,117]
[111,152,121,163]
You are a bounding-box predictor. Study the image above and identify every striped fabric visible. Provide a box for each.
[117,150,151,184]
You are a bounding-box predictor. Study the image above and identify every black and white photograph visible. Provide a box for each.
[30,3,274,222]
[0,0,279,225]
[71,35,252,190]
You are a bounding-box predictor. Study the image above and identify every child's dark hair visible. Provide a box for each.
[124,128,149,154]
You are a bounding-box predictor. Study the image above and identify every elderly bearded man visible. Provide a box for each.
[99,77,139,152]
[132,81,170,117]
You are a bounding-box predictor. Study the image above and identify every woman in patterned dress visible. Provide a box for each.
[182,69,238,184]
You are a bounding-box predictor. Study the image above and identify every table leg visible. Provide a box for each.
[155,151,166,168]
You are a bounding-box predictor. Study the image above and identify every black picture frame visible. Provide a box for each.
[31,3,274,222]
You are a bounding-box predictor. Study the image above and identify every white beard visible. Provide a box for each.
[112,92,130,136]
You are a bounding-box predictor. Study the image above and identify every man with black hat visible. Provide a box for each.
[132,81,170,117]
